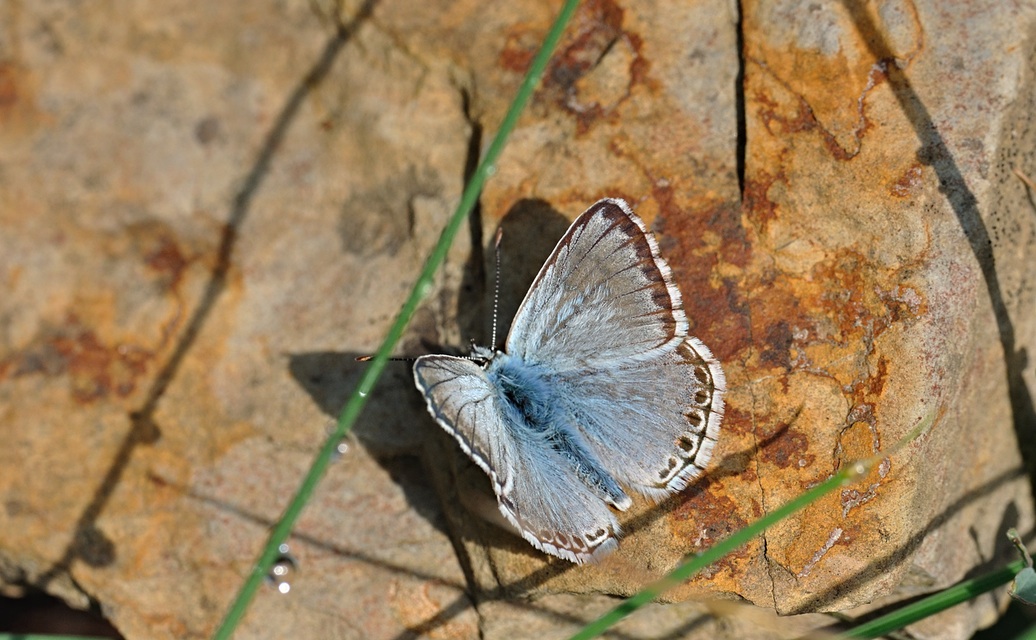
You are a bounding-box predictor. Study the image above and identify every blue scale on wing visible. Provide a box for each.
[487,354,632,512]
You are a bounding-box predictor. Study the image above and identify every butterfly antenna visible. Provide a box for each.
[355,355,417,362]
[490,226,504,350]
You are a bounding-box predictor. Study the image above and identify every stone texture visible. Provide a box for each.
[738,0,1036,622]
[478,594,834,639]
[0,1,477,638]
[0,0,1035,639]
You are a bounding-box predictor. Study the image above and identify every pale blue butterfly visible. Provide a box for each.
[413,198,725,564]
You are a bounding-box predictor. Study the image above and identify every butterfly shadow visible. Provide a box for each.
[286,349,457,537]
[475,198,575,349]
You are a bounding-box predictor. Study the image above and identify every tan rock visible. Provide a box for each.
[0,0,1033,639]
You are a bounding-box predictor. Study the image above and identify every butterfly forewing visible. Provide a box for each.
[506,199,689,371]
[412,355,499,477]
[413,354,621,564]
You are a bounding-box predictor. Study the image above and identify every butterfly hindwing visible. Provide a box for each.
[413,354,621,563]
[506,199,689,371]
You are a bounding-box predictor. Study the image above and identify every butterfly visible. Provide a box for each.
[413,198,725,564]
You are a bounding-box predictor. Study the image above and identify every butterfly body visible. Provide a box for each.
[485,351,634,512]
[414,198,724,564]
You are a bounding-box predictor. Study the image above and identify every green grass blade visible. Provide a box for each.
[210,2,582,637]
[835,559,1026,639]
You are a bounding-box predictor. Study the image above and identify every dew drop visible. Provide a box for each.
[271,563,289,577]
[265,547,298,595]
[359,390,368,398]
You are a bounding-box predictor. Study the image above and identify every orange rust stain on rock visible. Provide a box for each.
[807,251,927,354]
[498,0,641,135]
[760,320,794,371]
[712,277,753,359]
[0,63,20,110]
[717,404,757,440]
[546,0,646,134]
[501,0,625,82]
[744,248,928,415]
[674,491,750,544]
[889,164,924,198]
[835,416,889,512]
[625,30,650,88]
[0,63,28,126]
[498,27,539,74]
[547,0,624,88]
[752,84,821,139]
[656,196,743,251]
[143,230,188,288]
[0,61,50,129]
[759,427,814,471]
[742,169,783,231]
[746,275,810,386]
[2,316,153,404]
[877,284,927,325]
[838,416,879,461]
[658,201,728,263]
[811,252,873,332]
[702,403,757,483]
[660,196,750,270]
[655,200,748,363]
[752,83,855,161]
[849,357,888,406]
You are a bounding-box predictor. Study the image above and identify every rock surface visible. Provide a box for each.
[0,0,1034,639]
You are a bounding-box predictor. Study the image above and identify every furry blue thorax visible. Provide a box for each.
[484,352,630,509]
